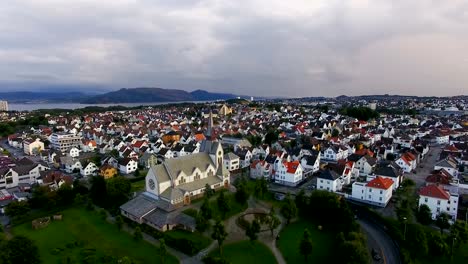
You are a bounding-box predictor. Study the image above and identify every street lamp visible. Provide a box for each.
[403,217,407,241]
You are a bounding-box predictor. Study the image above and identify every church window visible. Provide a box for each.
[194,173,200,180]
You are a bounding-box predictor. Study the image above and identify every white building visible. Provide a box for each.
[119,158,138,174]
[250,160,271,179]
[23,138,45,156]
[50,133,82,152]
[80,161,98,177]
[274,160,303,186]
[223,152,240,172]
[0,100,8,111]
[418,184,458,222]
[351,176,394,207]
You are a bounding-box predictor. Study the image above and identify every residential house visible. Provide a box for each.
[274,160,303,186]
[434,157,459,177]
[418,184,458,222]
[119,158,138,174]
[100,164,118,179]
[23,138,45,155]
[223,152,240,172]
[250,160,271,179]
[351,176,394,207]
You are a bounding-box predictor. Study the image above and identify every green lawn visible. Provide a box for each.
[210,192,248,220]
[208,240,277,264]
[277,219,334,264]
[131,179,146,192]
[12,207,178,264]
[164,229,212,255]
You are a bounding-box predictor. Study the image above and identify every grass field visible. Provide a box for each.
[164,229,212,255]
[12,207,178,264]
[130,179,146,192]
[210,192,248,220]
[277,219,334,264]
[208,240,277,264]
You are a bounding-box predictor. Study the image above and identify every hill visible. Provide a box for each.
[81,87,240,104]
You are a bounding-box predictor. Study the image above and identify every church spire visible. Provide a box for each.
[206,108,214,140]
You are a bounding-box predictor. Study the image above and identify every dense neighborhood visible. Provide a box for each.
[0,96,467,264]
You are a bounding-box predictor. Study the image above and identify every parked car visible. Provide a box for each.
[371,248,382,261]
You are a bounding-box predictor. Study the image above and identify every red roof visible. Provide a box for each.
[366,176,393,190]
[419,185,450,200]
[283,160,300,174]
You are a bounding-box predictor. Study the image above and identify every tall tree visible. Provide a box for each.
[217,191,230,219]
[159,239,167,263]
[106,176,132,210]
[205,183,214,198]
[416,204,433,225]
[299,229,313,261]
[245,219,261,241]
[0,236,40,264]
[267,208,281,237]
[133,226,143,241]
[196,212,209,232]
[281,194,297,225]
[200,197,213,220]
[211,221,228,255]
[90,175,107,207]
[450,221,468,248]
[115,215,124,231]
[235,182,249,205]
[435,213,451,235]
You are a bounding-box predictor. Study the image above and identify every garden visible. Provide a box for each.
[12,207,177,264]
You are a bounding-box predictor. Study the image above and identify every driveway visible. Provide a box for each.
[403,146,443,189]
[358,219,401,264]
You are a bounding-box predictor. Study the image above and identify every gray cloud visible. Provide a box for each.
[0,0,467,96]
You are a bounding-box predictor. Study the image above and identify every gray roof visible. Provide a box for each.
[318,170,341,180]
[199,140,221,155]
[150,153,216,184]
[224,152,240,161]
[119,193,158,218]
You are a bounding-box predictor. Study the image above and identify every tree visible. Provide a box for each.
[299,229,313,261]
[267,208,281,237]
[106,176,132,210]
[196,212,209,232]
[205,183,214,198]
[254,178,268,198]
[200,197,213,220]
[159,238,167,263]
[110,149,119,158]
[90,175,107,207]
[211,220,228,254]
[56,184,75,206]
[115,215,124,231]
[217,191,231,219]
[134,168,140,177]
[245,219,261,241]
[281,194,297,225]
[450,221,468,248]
[416,204,433,225]
[264,130,279,146]
[5,201,30,219]
[235,182,249,205]
[295,189,308,213]
[133,226,143,241]
[331,129,339,137]
[0,236,40,264]
[435,213,451,235]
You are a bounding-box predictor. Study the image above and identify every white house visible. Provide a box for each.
[355,155,377,176]
[434,157,459,177]
[223,152,240,172]
[317,170,342,192]
[250,160,271,179]
[300,154,320,173]
[119,158,138,174]
[395,153,417,173]
[351,176,394,207]
[418,184,458,222]
[321,145,348,161]
[274,160,303,186]
[69,147,80,158]
[23,138,45,156]
[80,161,98,177]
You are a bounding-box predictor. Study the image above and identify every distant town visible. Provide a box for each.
[0,95,467,264]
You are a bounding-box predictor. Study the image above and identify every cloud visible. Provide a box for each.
[0,0,467,96]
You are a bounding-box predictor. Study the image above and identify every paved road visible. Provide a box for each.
[404,145,442,189]
[359,219,401,264]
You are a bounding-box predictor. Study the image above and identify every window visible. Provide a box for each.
[447,207,450,211]
[194,173,200,180]
[369,189,372,192]
[436,208,440,213]
[380,190,383,194]
[437,200,441,205]
[424,198,428,203]
[368,195,371,199]
[379,197,382,201]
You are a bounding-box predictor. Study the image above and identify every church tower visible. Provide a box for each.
[205,109,214,140]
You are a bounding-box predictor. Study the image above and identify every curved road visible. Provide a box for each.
[358,219,401,264]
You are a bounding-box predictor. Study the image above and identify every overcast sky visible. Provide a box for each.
[1,0,467,97]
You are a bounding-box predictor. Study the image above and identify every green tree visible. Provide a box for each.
[0,236,40,264]
[56,184,75,206]
[5,201,30,219]
[264,130,279,146]
[217,191,230,219]
[134,168,140,177]
[299,228,313,261]
[235,183,249,205]
[435,213,451,235]
[159,238,167,263]
[254,177,268,198]
[90,175,107,207]
[295,189,308,213]
[133,226,143,241]
[267,208,281,237]
[211,220,228,254]
[106,176,131,211]
[281,194,297,225]
[205,183,214,198]
[416,204,433,225]
[427,232,449,256]
[245,219,261,241]
[450,221,468,248]
[115,215,124,231]
[196,212,209,232]
[200,197,213,220]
